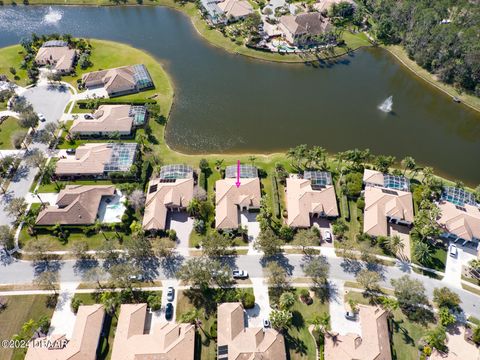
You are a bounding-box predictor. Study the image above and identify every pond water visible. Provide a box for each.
[0,6,479,184]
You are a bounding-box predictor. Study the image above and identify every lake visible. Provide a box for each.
[0,6,479,184]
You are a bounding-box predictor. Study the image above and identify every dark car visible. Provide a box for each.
[232,270,249,279]
[66,148,76,155]
[165,303,174,320]
[84,114,93,119]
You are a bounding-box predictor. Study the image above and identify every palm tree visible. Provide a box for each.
[386,235,404,256]
[214,159,224,171]
[249,156,257,166]
[309,312,330,335]
[100,292,119,318]
[93,220,108,240]
[413,241,433,265]
[279,292,296,310]
[401,156,416,176]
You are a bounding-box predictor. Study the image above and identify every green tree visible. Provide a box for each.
[254,227,283,257]
[293,229,318,255]
[438,307,456,327]
[176,257,232,290]
[303,256,329,287]
[401,156,416,176]
[269,309,292,331]
[201,232,233,257]
[100,291,120,317]
[266,261,290,292]
[424,325,447,351]
[309,312,330,334]
[33,271,58,295]
[356,269,381,294]
[374,155,395,173]
[279,292,296,310]
[343,172,363,199]
[413,240,433,265]
[391,275,429,316]
[0,225,14,249]
[433,287,461,310]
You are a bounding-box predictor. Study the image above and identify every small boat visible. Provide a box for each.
[452,97,461,103]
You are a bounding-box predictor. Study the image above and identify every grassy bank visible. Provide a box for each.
[0,117,26,150]
[384,45,480,113]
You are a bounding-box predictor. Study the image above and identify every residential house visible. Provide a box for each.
[217,302,287,360]
[35,185,116,225]
[429,326,480,360]
[437,187,480,251]
[81,64,154,97]
[218,0,254,22]
[55,143,138,179]
[278,13,332,46]
[111,303,195,360]
[70,105,147,137]
[200,0,227,25]
[25,304,105,360]
[324,305,391,360]
[35,44,77,74]
[363,170,414,237]
[286,171,339,227]
[313,0,355,13]
[143,164,194,231]
[215,164,261,229]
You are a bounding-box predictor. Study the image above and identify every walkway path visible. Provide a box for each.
[247,277,271,327]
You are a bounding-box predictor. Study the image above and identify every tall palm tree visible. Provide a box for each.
[214,159,224,171]
[249,156,256,166]
[309,312,330,335]
[100,292,119,318]
[413,241,433,265]
[401,156,416,176]
[387,235,404,256]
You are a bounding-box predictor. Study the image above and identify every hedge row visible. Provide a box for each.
[76,98,157,109]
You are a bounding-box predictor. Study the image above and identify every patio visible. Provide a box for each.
[97,190,126,223]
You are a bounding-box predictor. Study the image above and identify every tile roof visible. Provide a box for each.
[437,200,480,241]
[36,185,116,225]
[111,303,195,360]
[286,175,339,227]
[218,0,254,19]
[25,304,105,360]
[279,13,332,37]
[35,46,76,72]
[215,177,261,229]
[217,302,287,360]
[324,305,391,360]
[70,105,133,135]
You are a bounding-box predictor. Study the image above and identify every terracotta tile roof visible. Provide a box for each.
[218,0,254,18]
[35,46,77,72]
[363,186,414,237]
[286,175,339,227]
[70,105,133,135]
[324,305,391,360]
[111,303,195,360]
[55,143,113,177]
[36,185,115,225]
[217,302,287,360]
[437,201,480,241]
[25,304,105,360]
[143,177,194,230]
[363,169,386,187]
[215,178,261,229]
[279,13,332,36]
[429,326,480,360]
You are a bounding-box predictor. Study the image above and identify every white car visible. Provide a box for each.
[323,230,332,242]
[449,244,458,258]
[38,113,46,122]
[232,270,249,279]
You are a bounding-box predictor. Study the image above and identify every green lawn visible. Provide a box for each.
[0,117,26,150]
[0,45,29,86]
[411,239,447,272]
[284,288,330,360]
[345,291,434,360]
[35,179,114,193]
[0,295,56,360]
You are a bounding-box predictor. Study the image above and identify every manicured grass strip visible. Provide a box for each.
[0,295,55,360]
[0,117,26,150]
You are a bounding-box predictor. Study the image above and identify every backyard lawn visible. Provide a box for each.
[0,295,55,360]
[345,291,434,360]
[0,45,29,86]
[284,288,330,360]
[0,117,26,150]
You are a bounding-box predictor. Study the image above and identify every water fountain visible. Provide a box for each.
[378,96,393,113]
[43,7,63,25]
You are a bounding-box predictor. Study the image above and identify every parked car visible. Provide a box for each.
[323,230,332,242]
[232,270,249,279]
[165,303,174,320]
[66,148,76,155]
[84,114,93,119]
[129,274,144,282]
[345,311,356,320]
[263,318,271,328]
[38,113,46,122]
[166,287,175,302]
[449,244,458,258]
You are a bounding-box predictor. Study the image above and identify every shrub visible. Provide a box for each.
[0,296,8,312]
[241,292,256,309]
[167,229,177,241]
[210,320,217,338]
[193,219,206,234]
[299,289,313,305]
[147,294,162,311]
[71,297,83,314]
[12,131,25,149]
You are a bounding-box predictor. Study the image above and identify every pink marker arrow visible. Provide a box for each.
[235,160,241,188]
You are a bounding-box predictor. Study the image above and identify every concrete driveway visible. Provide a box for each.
[312,218,334,246]
[22,83,72,126]
[48,282,79,338]
[329,280,361,336]
[247,277,271,327]
[444,242,477,288]
[167,212,193,256]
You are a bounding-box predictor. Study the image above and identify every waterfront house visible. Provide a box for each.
[35,43,77,74]
[199,0,227,25]
[111,303,195,360]
[81,64,154,97]
[25,305,105,360]
[55,143,138,179]
[363,170,414,237]
[35,185,117,226]
[218,0,254,22]
[286,171,339,228]
[437,186,480,252]
[215,164,261,230]
[217,302,287,360]
[278,13,332,46]
[143,164,194,231]
[324,305,392,360]
[70,105,147,137]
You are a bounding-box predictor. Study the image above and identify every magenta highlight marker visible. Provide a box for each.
[235,160,241,188]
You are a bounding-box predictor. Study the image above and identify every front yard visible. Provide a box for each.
[0,117,26,150]
[0,295,55,360]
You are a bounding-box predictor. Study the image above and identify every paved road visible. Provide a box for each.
[1,253,479,317]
